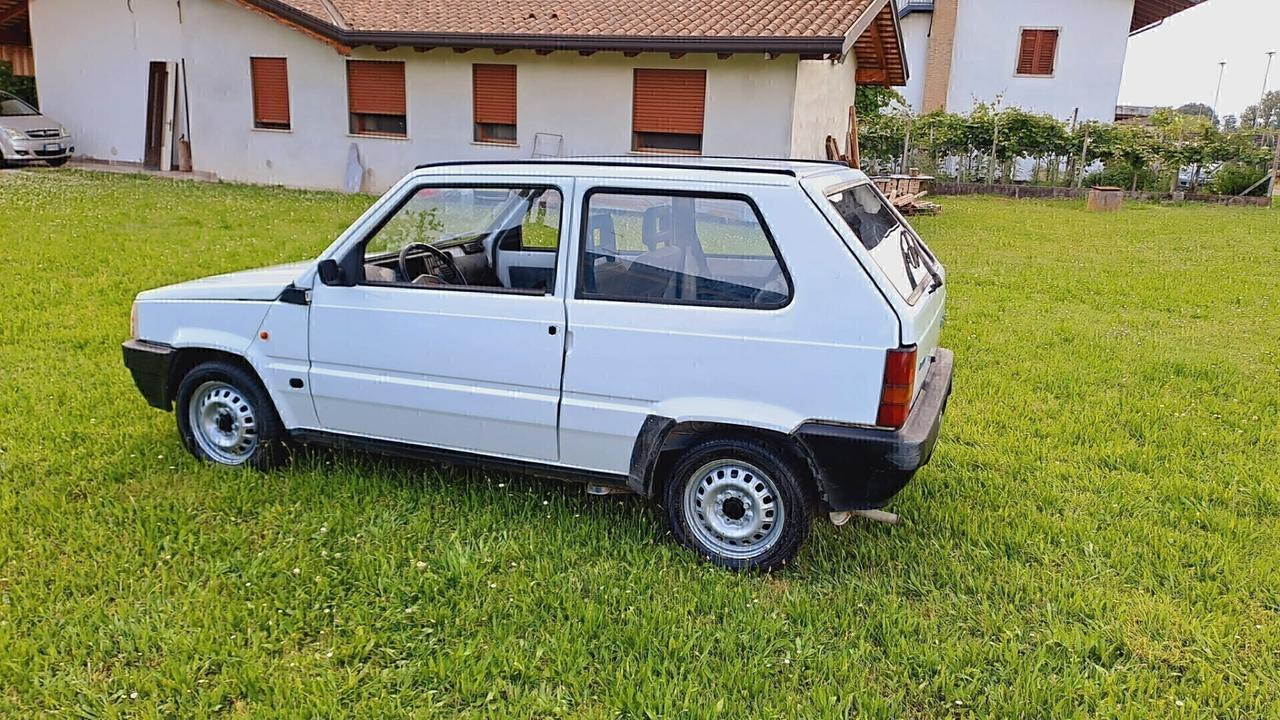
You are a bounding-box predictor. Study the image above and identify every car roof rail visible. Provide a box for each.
[411,157,852,178]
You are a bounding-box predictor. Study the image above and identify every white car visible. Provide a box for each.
[0,90,74,167]
[123,158,953,570]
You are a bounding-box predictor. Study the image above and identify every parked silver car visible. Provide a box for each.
[0,90,73,168]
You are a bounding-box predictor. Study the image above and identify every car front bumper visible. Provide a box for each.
[3,135,74,161]
[792,348,954,511]
[122,339,175,410]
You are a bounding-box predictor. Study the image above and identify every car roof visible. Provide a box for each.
[412,156,868,185]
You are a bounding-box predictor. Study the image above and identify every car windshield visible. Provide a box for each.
[827,183,940,302]
[0,93,38,117]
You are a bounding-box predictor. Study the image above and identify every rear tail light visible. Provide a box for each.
[877,346,917,429]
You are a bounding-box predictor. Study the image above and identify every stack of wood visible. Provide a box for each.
[825,106,861,169]
[873,174,941,216]
[823,105,941,216]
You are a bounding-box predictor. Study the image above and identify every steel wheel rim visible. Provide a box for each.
[682,459,784,560]
[188,381,259,465]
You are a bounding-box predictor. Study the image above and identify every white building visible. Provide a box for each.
[897,0,1206,122]
[26,0,910,192]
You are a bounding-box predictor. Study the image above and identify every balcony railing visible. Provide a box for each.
[898,0,934,17]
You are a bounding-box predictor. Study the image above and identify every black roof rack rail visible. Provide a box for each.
[411,157,852,177]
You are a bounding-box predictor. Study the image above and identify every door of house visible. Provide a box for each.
[143,62,169,170]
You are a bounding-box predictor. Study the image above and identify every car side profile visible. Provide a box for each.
[123,158,953,570]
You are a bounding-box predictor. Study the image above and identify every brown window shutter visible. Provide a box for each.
[1035,30,1058,75]
[250,57,291,127]
[347,60,406,116]
[473,64,517,125]
[1018,29,1057,76]
[633,69,706,136]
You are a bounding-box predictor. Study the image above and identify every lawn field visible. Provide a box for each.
[1,169,1278,718]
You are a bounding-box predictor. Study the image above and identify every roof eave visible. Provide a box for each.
[239,0,847,55]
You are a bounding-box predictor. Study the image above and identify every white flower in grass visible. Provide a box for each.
[292,567,301,575]
[129,692,138,700]
[1175,700,1184,708]
[415,560,427,569]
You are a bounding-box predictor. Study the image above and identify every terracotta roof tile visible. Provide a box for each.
[279,0,878,40]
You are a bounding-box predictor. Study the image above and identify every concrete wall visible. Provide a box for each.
[898,12,933,111]
[896,0,1135,122]
[947,0,1134,122]
[31,0,805,191]
[789,54,857,159]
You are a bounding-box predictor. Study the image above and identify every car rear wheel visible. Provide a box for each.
[663,438,816,571]
[175,361,285,470]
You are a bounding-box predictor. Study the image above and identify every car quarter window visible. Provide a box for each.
[359,185,562,294]
[577,191,791,308]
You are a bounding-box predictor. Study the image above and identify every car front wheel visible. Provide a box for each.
[175,361,285,470]
[47,157,70,168]
[664,438,816,571]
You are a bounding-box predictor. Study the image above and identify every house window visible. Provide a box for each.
[1016,28,1059,76]
[473,64,517,144]
[347,60,407,136]
[249,57,291,130]
[632,69,706,154]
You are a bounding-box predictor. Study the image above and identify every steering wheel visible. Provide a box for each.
[399,242,466,285]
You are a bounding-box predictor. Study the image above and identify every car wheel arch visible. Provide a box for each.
[166,347,265,408]
[628,415,820,502]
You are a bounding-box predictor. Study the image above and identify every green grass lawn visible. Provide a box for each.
[1,168,1278,718]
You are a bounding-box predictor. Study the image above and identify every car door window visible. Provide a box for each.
[577,191,790,308]
[360,185,562,293]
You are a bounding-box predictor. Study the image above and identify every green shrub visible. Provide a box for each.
[1082,163,1158,191]
[1208,163,1269,196]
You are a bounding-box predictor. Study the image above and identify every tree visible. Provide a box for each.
[1222,114,1239,132]
[1175,102,1218,126]
[1089,123,1162,190]
[854,86,906,119]
[1240,90,1280,129]
[0,62,37,107]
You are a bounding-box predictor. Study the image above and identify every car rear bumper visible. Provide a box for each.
[122,339,175,410]
[792,348,954,511]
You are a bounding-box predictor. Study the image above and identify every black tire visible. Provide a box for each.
[46,157,70,168]
[663,438,817,572]
[175,360,287,470]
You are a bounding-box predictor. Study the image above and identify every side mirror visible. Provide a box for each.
[317,258,347,286]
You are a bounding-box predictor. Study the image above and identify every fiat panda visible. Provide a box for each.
[123,158,952,570]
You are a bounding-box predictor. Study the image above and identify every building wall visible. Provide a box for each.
[29,0,184,163]
[898,12,933,111]
[948,0,1135,122]
[896,0,1135,122]
[789,54,857,159]
[31,0,804,192]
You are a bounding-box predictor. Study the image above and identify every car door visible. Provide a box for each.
[306,176,574,463]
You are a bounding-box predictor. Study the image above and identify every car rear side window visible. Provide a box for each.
[827,184,936,301]
[578,191,791,308]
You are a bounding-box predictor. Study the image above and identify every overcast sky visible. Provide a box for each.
[1120,0,1279,118]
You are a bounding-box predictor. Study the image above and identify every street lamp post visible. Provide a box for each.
[1212,60,1227,119]
[1259,51,1276,128]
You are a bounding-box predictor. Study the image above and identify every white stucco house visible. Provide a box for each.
[25,0,910,191]
[896,0,1207,122]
